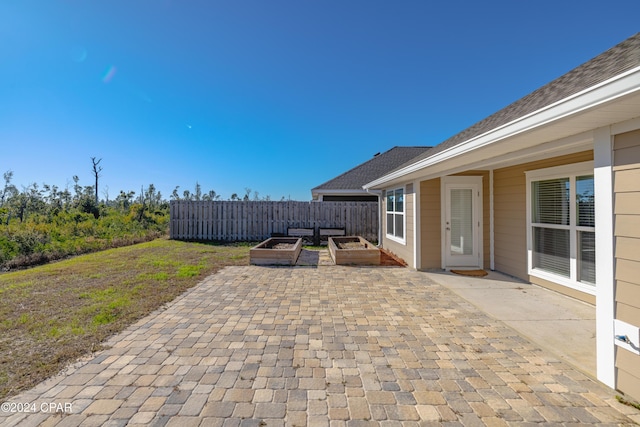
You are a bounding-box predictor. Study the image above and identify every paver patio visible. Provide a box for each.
[1,264,638,426]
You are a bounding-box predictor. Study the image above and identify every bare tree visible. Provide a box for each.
[194,182,202,201]
[91,157,103,204]
[138,185,146,222]
[171,186,181,201]
[102,185,110,204]
[0,170,17,207]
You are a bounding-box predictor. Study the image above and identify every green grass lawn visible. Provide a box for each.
[0,238,251,400]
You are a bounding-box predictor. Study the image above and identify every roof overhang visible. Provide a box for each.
[364,65,640,189]
[311,188,374,199]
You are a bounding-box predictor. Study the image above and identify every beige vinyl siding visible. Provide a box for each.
[614,168,640,192]
[420,178,441,269]
[615,192,640,214]
[613,128,640,402]
[616,302,640,327]
[493,166,528,279]
[382,184,414,267]
[616,258,640,286]
[529,276,595,305]
[616,280,640,305]
[614,130,640,168]
[616,350,640,403]
[418,174,489,270]
[492,151,594,291]
[614,216,640,238]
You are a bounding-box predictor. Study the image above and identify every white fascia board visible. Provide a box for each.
[363,66,640,189]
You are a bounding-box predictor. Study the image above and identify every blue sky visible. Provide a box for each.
[2,1,639,201]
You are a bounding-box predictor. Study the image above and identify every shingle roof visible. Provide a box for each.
[390,32,640,173]
[312,146,432,191]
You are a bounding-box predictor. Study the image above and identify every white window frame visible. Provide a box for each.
[385,187,406,244]
[525,161,595,295]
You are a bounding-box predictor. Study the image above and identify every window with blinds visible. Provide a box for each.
[576,175,595,284]
[531,178,570,277]
[528,168,595,289]
[386,187,404,241]
[578,230,596,284]
[533,227,570,277]
[532,178,569,225]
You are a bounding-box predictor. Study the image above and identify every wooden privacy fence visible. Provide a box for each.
[170,201,379,242]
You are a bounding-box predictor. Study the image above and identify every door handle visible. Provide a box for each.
[445,227,451,231]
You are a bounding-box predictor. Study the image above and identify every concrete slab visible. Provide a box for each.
[423,269,597,378]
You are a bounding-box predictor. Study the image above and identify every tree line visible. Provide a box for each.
[0,158,289,270]
[170,185,289,202]
[0,167,170,270]
[0,171,166,223]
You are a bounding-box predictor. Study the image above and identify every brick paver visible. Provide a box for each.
[1,265,638,426]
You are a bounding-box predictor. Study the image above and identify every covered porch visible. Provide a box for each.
[364,34,640,400]
[368,115,640,400]
[423,269,597,377]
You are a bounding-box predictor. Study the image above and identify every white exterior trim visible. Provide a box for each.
[363,189,384,246]
[523,161,594,181]
[413,179,421,270]
[377,193,383,246]
[385,131,593,185]
[364,66,640,189]
[440,176,483,269]
[489,169,495,271]
[385,186,407,245]
[594,126,616,389]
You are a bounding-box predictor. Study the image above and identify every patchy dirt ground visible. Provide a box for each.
[0,239,251,400]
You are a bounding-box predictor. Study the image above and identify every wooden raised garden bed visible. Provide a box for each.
[250,237,302,266]
[328,236,380,265]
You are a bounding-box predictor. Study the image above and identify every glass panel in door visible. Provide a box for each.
[450,189,473,255]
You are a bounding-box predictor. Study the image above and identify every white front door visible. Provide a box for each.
[442,176,483,269]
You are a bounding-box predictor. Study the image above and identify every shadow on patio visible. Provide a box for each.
[422,269,597,378]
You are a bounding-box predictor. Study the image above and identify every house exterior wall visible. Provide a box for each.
[613,128,640,401]
[418,173,489,270]
[382,183,415,268]
[420,178,441,269]
[492,150,595,302]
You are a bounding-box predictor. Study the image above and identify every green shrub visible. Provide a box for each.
[0,205,169,270]
[10,228,49,255]
[0,236,18,264]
